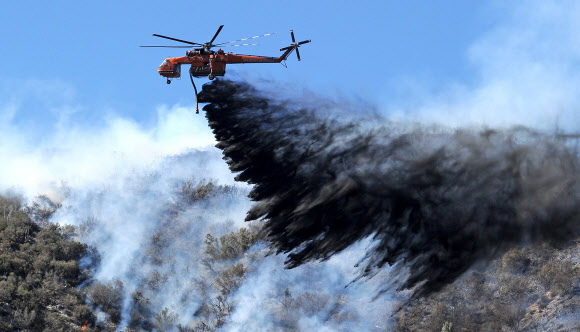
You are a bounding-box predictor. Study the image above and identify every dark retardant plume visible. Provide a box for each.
[198,79,580,297]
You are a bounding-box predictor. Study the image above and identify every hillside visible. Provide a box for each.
[1,174,381,331]
[2,187,580,331]
[396,241,580,331]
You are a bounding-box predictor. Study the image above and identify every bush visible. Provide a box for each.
[539,260,576,295]
[502,247,533,274]
[214,263,246,296]
[152,307,178,332]
[441,321,453,332]
[85,280,123,324]
[204,226,260,262]
[0,195,93,330]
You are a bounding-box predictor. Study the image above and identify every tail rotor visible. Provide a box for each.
[280,30,311,61]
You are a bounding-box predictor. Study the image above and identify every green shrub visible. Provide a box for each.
[0,195,93,330]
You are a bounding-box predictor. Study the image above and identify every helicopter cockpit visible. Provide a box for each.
[157,59,181,82]
[158,60,169,69]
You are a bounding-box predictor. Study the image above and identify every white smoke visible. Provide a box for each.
[387,1,580,133]
[0,90,247,327]
[53,152,252,328]
[1,94,395,328]
[0,96,222,200]
[225,240,392,331]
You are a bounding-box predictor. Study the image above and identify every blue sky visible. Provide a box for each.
[1,1,493,129]
[1,0,580,196]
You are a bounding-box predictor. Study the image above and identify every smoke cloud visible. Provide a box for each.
[199,79,580,297]
[1,94,394,329]
[386,1,580,132]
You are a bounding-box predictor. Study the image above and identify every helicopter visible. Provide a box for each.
[141,25,311,113]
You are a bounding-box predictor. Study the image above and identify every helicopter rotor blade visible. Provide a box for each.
[209,25,224,45]
[298,39,311,45]
[152,34,202,46]
[280,45,293,51]
[140,45,194,48]
[296,47,301,61]
[291,30,296,43]
[215,32,277,46]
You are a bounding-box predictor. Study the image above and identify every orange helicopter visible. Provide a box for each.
[142,25,311,113]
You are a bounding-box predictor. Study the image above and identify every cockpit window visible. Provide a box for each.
[159,60,169,68]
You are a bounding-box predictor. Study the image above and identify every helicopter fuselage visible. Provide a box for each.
[157,47,294,81]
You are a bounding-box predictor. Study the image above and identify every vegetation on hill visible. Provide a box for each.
[2,180,579,331]
[396,242,580,331]
[78,180,359,331]
[0,195,93,331]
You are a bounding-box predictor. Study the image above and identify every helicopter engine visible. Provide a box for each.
[186,49,201,57]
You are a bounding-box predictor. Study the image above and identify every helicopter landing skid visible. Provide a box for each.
[189,72,199,114]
